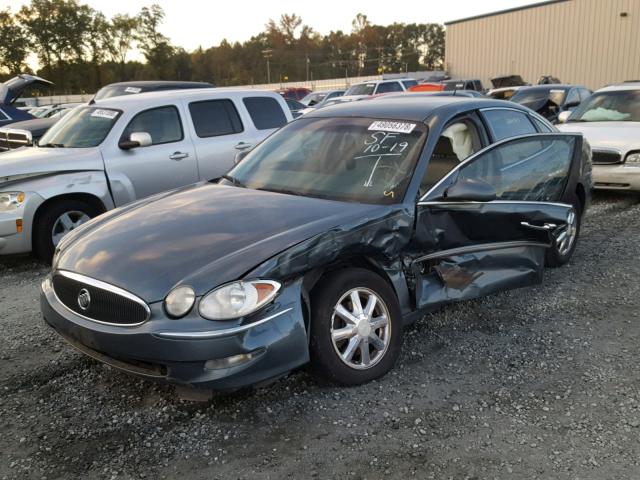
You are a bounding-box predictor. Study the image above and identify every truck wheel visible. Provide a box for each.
[309,268,403,386]
[33,199,98,261]
[545,194,582,268]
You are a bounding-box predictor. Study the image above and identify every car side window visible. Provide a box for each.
[457,136,575,202]
[243,97,288,130]
[482,109,537,141]
[376,82,403,94]
[531,116,553,132]
[401,80,418,90]
[188,99,243,138]
[420,119,483,195]
[579,88,592,101]
[122,106,183,145]
[565,89,580,106]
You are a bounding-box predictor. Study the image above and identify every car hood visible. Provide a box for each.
[56,183,386,302]
[1,117,58,135]
[557,122,640,153]
[0,146,103,185]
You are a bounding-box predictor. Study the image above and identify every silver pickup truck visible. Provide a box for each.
[0,88,292,259]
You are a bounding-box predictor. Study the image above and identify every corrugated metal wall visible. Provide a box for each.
[445,0,640,90]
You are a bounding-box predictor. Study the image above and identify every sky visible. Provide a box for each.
[1,0,537,51]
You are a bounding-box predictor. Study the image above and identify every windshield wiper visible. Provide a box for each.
[218,174,247,188]
[39,142,66,148]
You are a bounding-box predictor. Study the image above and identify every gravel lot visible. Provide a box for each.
[1,192,640,480]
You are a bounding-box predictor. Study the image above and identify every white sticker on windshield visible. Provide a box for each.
[368,121,416,134]
[124,86,142,94]
[91,109,119,119]
[550,89,564,94]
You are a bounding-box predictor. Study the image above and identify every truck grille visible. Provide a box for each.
[592,150,622,165]
[52,271,150,326]
[0,129,32,152]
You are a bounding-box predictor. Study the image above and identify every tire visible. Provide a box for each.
[309,268,403,386]
[33,199,98,261]
[545,193,582,268]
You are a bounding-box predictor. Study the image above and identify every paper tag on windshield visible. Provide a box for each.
[124,86,142,94]
[91,109,118,119]
[368,121,416,134]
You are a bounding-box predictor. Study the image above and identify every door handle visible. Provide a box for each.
[520,221,557,231]
[169,151,189,160]
[234,142,253,151]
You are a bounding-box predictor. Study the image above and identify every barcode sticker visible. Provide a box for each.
[91,109,119,119]
[124,87,142,93]
[368,121,416,134]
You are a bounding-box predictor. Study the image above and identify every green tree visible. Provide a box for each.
[0,9,30,74]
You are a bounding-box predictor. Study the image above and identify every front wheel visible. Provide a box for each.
[33,199,98,261]
[309,268,403,386]
[545,201,581,268]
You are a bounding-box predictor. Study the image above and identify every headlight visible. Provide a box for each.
[625,152,640,164]
[199,280,280,320]
[0,192,25,212]
[164,286,196,318]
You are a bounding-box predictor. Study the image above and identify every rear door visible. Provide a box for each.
[186,97,252,180]
[105,104,199,205]
[412,133,581,310]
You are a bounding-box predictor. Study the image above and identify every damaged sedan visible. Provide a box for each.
[41,97,592,392]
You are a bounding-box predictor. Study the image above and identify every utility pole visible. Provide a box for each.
[262,49,273,84]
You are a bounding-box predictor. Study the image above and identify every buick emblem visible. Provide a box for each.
[77,288,91,311]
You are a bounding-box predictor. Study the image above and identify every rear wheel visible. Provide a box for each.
[545,194,582,267]
[33,199,97,261]
[309,268,403,386]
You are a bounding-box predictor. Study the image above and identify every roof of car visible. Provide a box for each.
[306,95,527,122]
[103,81,213,88]
[598,82,640,92]
[514,84,577,91]
[92,88,280,109]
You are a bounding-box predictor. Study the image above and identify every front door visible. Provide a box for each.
[412,133,582,310]
[106,105,199,206]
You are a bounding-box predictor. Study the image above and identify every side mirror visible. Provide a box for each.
[119,131,152,150]
[557,110,571,124]
[444,178,497,202]
[234,150,251,165]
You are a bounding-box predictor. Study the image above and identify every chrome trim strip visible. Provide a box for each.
[411,240,550,264]
[418,200,573,208]
[417,132,582,203]
[153,308,293,340]
[54,270,151,327]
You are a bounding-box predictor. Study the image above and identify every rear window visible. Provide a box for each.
[0,108,11,121]
[189,99,243,138]
[243,97,288,130]
[376,82,403,94]
[401,80,418,89]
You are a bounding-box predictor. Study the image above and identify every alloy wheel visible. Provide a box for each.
[330,287,391,370]
[556,209,577,256]
[51,210,91,246]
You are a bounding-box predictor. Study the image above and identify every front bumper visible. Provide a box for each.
[593,164,640,191]
[0,191,44,255]
[41,276,310,391]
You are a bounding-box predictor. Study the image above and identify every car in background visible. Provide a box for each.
[509,85,592,123]
[0,89,292,259]
[278,87,312,101]
[285,98,306,118]
[300,89,345,107]
[0,74,54,128]
[41,96,591,394]
[408,82,445,92]
[486,86,522,100]
[342,78,418,100]
[557,82,640,191]
[92,80,215,102]
[441,79,484,93]
[0,104,80,152]
[490,74,528,89]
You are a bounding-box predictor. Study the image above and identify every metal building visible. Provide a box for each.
[444,0,640,90]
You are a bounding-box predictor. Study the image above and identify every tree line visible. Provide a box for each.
[0,0,445,94]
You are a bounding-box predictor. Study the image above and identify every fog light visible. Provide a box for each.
[204,349,263,370]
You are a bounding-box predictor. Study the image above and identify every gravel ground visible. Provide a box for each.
[1,192,640,480]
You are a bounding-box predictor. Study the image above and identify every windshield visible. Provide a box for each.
[345,83,376,96]
[301,92,326,106]
[568,90,640,122]
[38,106,120,148]
[94,85,143,101]
[511,88,566,107]
[228,117,427,204]
[442,81,467,91]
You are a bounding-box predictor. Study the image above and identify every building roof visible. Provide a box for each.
[445,0,569,26]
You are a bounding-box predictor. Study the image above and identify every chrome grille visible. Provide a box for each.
[52,271,150,326]
[592,150,622,165]
[0,129,31,151]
